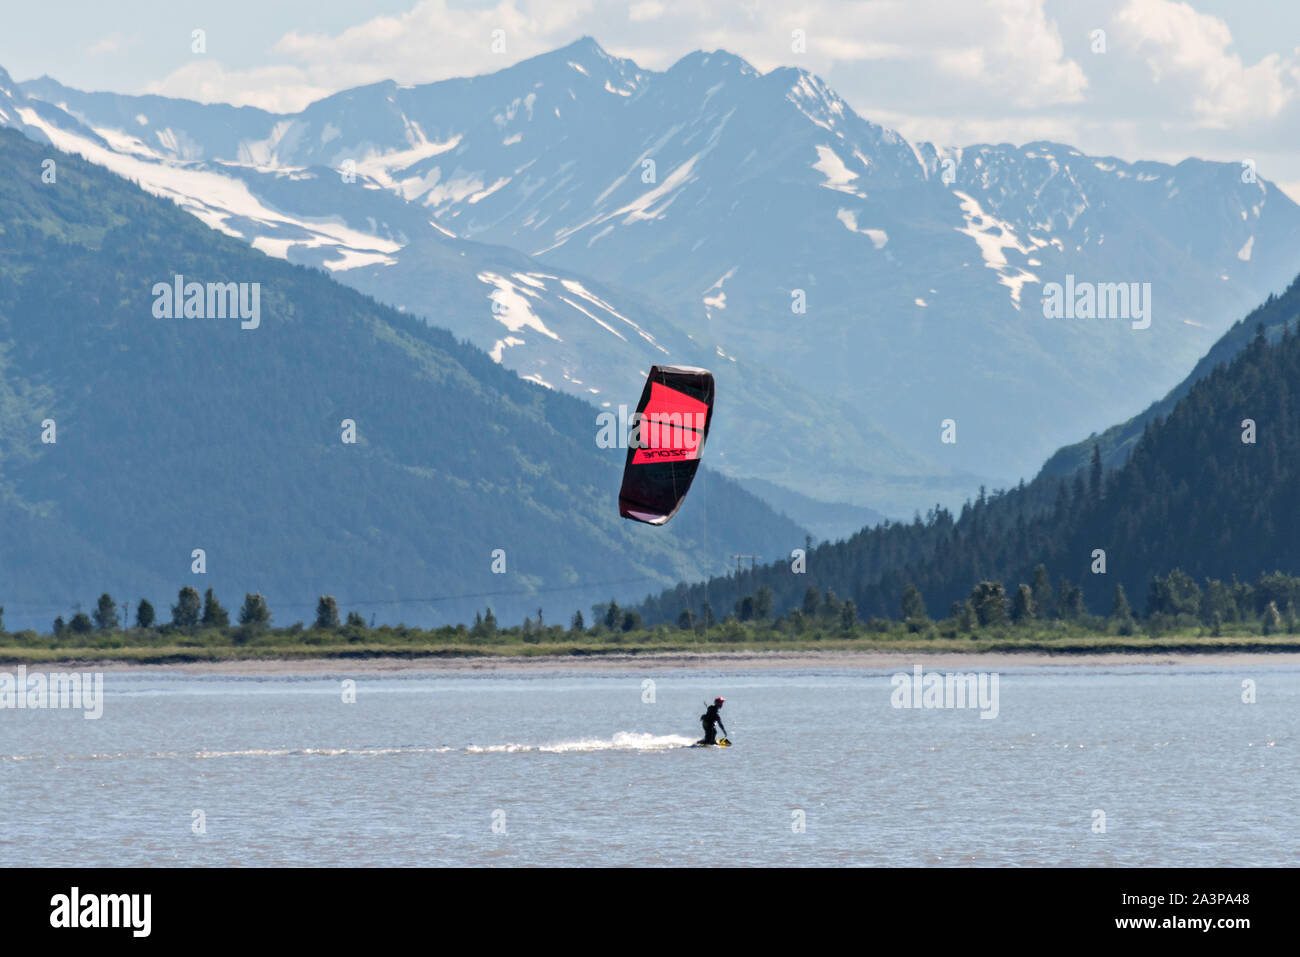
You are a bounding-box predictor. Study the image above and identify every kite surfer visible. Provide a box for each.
[697,697,728,746]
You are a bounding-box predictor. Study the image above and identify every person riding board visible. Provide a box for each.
[698,697,727,745]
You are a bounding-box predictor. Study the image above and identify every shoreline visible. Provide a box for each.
[19,647,1300,676]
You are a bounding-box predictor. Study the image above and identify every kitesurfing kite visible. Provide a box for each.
[619,365,714,525]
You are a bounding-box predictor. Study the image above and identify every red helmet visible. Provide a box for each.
[714,697,725,704]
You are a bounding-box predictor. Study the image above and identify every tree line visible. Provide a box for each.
[6,566,1300,645]
[687,567,1300,637]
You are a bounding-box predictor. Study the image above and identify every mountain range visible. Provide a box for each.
[7,37,1299,527]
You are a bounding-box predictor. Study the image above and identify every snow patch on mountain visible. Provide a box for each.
[470,176,511,204]
[560,296,627,341]
[236,119,296,167]
[353,133,462,189]
[490,335,526,361]
[812,145,863,196]
[952,189,1044,308]
[836,209,888,248]
[323,249,399,271]
[16,105,402,266]
[703,268,736,312]
[560,279,667,352]
[479,272,561,341]
[538,152,704,254]
[420,167,493,207]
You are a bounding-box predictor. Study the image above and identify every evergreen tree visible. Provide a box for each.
[1111,584,1135,635]
[1146,569,1201,618]
[802,586,820,617]
[172,587,202,628]
[900,584,928,622]
[822,589,840,619]
[677,608,696,630]
[1230,578,1254,621]
[969,582,1008,627]
[238,593,271,628]
[93,593,119,631]
[315,596,341,629]
[840,600,858,631]
[957,600,976,633]
[701,601,716,627]
[53,616,66,637]
[1201,579,1231,625]
[1057,578,1085,620]
[1071,471,1087,513]
[571,609,585,631]
[603,599,621,631]
[755,585,773,620]
[201,588,230,628]
[70,612,94,634]
[345,611,367,629]
[135,599,156,629]
[1262,601,1283,635]
[1010,584,1036,623]
[1089,444,1103,501]
[1030,565,1054,618]
[483,607,497,632]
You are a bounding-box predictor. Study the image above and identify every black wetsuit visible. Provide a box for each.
[699,704,726,745]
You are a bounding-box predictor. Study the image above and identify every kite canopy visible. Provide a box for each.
[618,365,714,525]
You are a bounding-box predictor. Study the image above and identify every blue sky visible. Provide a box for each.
[4,0,1298,198]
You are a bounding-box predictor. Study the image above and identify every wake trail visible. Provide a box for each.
[3,733,700,762]
[466,731,698,753]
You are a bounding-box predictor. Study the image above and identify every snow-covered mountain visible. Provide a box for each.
[8,38,1300,517]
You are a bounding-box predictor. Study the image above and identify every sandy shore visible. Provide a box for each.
[86,648,1300,676]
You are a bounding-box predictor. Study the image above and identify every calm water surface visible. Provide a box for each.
[1,664,1295,866]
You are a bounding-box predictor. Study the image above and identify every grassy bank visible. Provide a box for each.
[2,623,1298,666]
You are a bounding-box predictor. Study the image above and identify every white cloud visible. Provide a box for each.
[87,32,132,57]
[145,61,332,114]
[867,107,1089,152]
[149,0,586,111]
[1116,0,1297,127]
[627,1,665,22]
[143,0,1088,114]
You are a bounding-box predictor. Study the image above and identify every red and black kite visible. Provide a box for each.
[619,365,714,525]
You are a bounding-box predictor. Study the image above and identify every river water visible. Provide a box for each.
[1,663,1295,866]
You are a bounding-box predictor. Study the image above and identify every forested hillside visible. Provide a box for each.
[639,277,1300,625]
[0,128,803,630]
